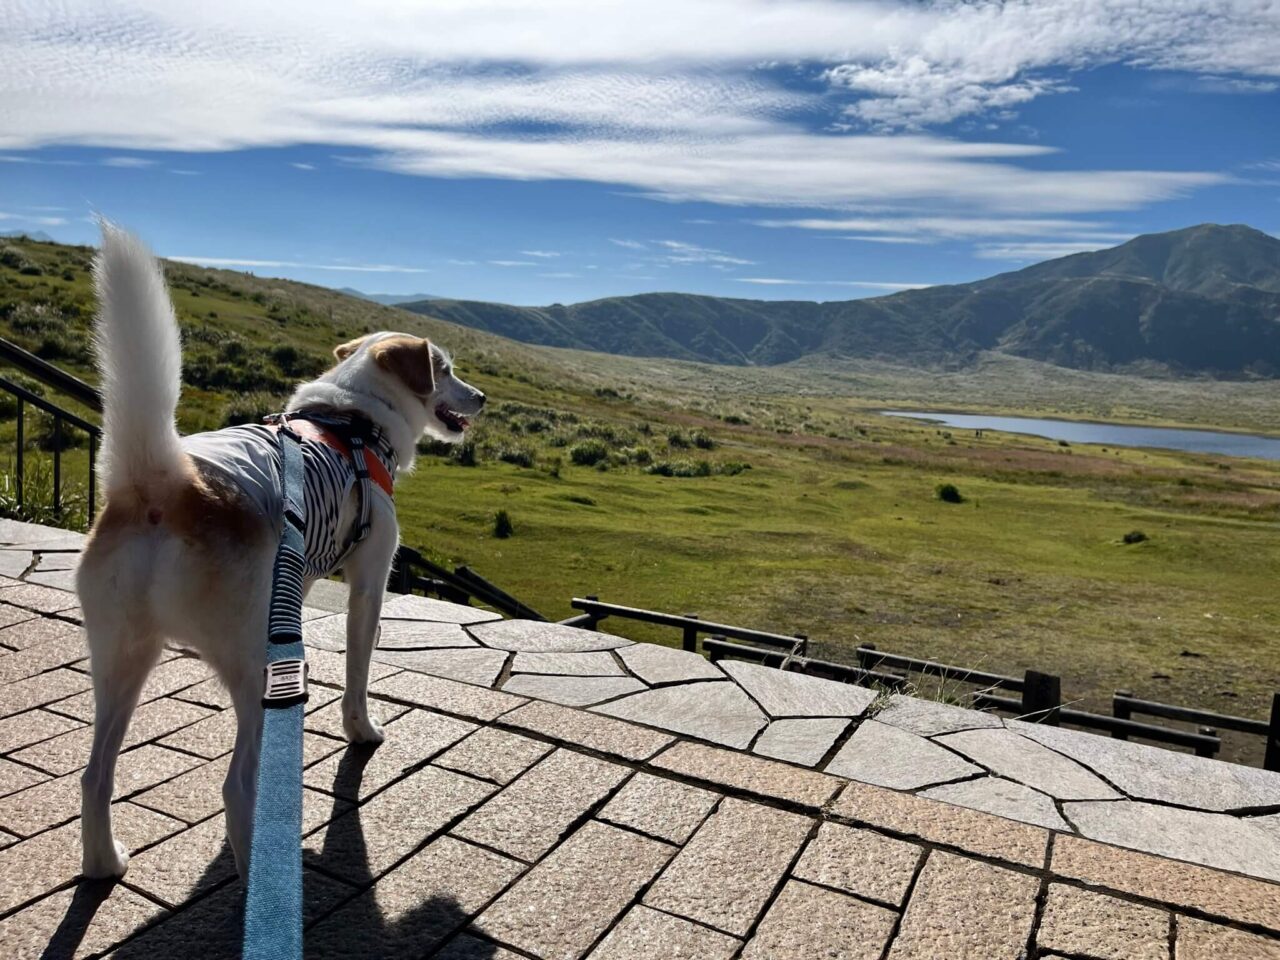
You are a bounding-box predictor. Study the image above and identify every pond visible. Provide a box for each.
[882,411,1280,462]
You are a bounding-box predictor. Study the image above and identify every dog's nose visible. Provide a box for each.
[476,392,486,408]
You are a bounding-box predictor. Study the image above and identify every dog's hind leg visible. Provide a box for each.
[221,659,264,880]
[80,620,162,879]
[339,515,398,744]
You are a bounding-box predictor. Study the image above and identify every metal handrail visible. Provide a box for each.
[0,337,102,411]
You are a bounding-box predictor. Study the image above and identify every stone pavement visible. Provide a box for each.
[0,519,1278,959]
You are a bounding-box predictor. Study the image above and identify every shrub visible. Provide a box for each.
[454,439,480,467]
[666,430,690,449]
[621,445,653,466]
[691,430,715,450]
[569,439,608,466]
[722,413,750,425]
[493,509,514,539]
[222,392,289,427]
[497,445,536,468]
[936,483,964,504]
[1122,530,1148,544]
[719,461,751,476]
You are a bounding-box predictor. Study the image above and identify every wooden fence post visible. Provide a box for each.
[1022,670,1061,725]
[1266,692,1280,773]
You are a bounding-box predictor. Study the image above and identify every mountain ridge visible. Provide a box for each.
[400,224,1280,378]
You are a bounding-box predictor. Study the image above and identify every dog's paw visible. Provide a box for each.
[343,712,385,745]
[82,839,129,879]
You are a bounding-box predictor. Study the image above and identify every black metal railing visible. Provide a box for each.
[564,595,1279,769]
[0,337,102,523]
[389,544,544,621]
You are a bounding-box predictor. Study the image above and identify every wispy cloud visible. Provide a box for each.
[737,277,931,290]
[520,249,560,258]
[0,211,68,226]
[610,239,647,250]
[291,162,316,170]
[0,1,1267,219]
[538,271,580,278]
[973,240,1115,261]
[653,240,753,265]
[100,156,156,168]
[488,259,537,267]
[167,256,429,273]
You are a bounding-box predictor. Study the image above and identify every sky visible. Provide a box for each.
[2,1,1278,305]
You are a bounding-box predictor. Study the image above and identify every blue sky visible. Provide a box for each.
[2,1,1278,305]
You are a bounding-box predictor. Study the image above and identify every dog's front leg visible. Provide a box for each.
[341,527,396,744]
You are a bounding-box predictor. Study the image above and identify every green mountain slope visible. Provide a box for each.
[403,224,1280,377]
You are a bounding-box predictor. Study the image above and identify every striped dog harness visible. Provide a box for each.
[181,411,396,578]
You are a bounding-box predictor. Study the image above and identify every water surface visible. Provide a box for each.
[883,411,1280,461]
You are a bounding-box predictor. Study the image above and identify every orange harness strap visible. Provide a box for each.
[269,419,395,499]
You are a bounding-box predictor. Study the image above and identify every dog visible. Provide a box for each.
[77,224,485,879]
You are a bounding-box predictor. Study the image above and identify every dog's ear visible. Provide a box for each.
[371,335,435,396]
[333,335,371,361]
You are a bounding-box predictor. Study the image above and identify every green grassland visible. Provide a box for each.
[4,236,1279,762]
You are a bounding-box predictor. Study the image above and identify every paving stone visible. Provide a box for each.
[0,667,92,718]
[0,802,182,914]
[616,643,723,685]
[13,698,213,775]
[587,904,739,960]
[511,651,625,676]
[792,821,923,906]
[651,740,842,809]
[719,660,877,718]
[0,552,33,579]
[1064,799,1280,882]
[132,755,234,824]
[169,676,232,710]
[939,727,1122,801]
[1249,812,1280,843]
[159,703,344,762]
[304,614,354,651]
[0,519,83,544]
[305,710,477,801]
[0,707,83,753]
[469,619,633,653]
[0,583,80,614]
[305,765,494,882]
[0,633,88,684]
[1176,916,1280,959]
[752,717,848,766]
[1,878,166,960]
[741,878,896,960]
[125,813,238,907]
[26,569,77,591]
[452,748,628,861]
[594,682,766,749]
[434,726,553,785]
[0,601,39,627]
[643,797,812,936]
[598,771,719,844]
[887,851,1038,960]
[1053,835,1280,932]
[1010,718,1280,811]
[0,614,82,651]
[437,935,527,960]
[32,551,82,572]
[380,593,503,624]
[0,745,202,835]
[370,671,525,722]
[831,779,1048,867]
[501,699,674,762]
[53,659,215,722]
[501,674,646,706]
[304,646,400,688]
[1038,883,1170,960]
[478,820,673,960]
[304,695,408,741]
[922,776,1069,830]
[5,531,87,551]
[826,719,982,789]
[0,757,48,799]
[373,646,508,686]
[379,619,480,650]
[304,576,351,613]
[307,835,523,960]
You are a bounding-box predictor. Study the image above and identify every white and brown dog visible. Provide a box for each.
[77,225,484,879]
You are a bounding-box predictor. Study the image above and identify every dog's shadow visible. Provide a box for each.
[42,747,498,960]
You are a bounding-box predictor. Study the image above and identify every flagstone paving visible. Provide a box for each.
[0,518,1277,958]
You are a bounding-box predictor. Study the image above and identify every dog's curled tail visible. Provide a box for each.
[92,222,186,501]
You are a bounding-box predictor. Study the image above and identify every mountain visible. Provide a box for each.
[338,287,444,306]
[401,224,1280,378]
[0,230,55,242]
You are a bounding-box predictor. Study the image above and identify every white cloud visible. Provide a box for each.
[291,162,316,170]
[737,277,931,290]
[610,239,647,250]
[973,240,1118,261]
[538,272,580,279]
[520,250,559,258]
[487,260,536,267]
[0,211,68,226]
[167,255,429,273]
[653,240,753,266]
[0,0,1266,217]
[100,156,156,168]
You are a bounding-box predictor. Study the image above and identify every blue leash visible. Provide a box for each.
[243,420,309,960]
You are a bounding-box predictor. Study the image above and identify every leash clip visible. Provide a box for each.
[263,658,308,708]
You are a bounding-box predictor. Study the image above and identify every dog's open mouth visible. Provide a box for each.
[435,403,470,433]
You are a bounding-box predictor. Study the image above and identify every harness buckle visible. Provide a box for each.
[263,658,308,708]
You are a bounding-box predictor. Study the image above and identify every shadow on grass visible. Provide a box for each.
[43,745,496,960]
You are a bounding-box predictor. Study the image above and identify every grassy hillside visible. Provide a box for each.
[409,224,1280,377]
[3,235,1280,763]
